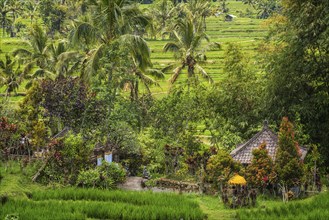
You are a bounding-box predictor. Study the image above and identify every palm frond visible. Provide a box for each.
[120,34,152,71]
[145,68,165,79]
[66,61,81,76]
[163,42,180,53]
[136,71,159,94]
[195,64,213,83]
[161,64,175,73]
[82,43,107,81]
[12,48,32,58]
[208,42,222,51]
[22,61,36,75]
[56,51,81,75]
[71,22,98,47]
[32,69,55,80]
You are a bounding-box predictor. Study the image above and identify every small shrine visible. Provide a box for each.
[230,121,308,165]
[93,143,118,166]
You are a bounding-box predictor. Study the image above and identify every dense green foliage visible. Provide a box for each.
[77,162,126,189]
[245,142,275,188]
[206,149,241,188]
[275,117,304,187]
[264,0,329,169]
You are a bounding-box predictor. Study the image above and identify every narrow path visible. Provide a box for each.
[118,177,144,191]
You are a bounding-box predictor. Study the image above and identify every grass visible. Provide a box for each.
[0,161,44,199]
[0,162,205,220]
[237,192,329,220]
[0,190,206,220]
[192,195,237,220]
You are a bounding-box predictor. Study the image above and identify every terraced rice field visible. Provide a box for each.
[146,1,268,95]
[0,1,268,100]
[0,188,206,220]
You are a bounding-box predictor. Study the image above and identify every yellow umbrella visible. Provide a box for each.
[228,174,247,185]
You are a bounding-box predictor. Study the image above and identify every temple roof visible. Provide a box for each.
[230,121,307,164]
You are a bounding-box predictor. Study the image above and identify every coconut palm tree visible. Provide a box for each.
[12,24,49,76]
[183,0,212,31]
[13,24,81,87]
[69,0,163,101]
[121,35,164,101]
[24,0,39,24]
[0,54,23,97]
[147,0,176,38]
[163,18,214,85]
[46,40,82,78]
[70,0,151,80]
[0,0,12,36]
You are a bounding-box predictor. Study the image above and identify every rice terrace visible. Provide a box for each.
[0,0,329,219]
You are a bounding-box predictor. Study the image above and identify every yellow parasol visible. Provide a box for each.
[228,174,247,185]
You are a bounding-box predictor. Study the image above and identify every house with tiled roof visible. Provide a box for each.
[230,121,308,165]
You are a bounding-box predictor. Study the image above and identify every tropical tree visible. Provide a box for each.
[147,0,176,38]
[13,25,81,87]
[183,0,212,31]
[264,0,329,169]
[24,0,40,24]
[245,142,276,191]
[38,0,68,35]
[0,54,23,97]
[13,24,51,83]
[275,117,304,200]
[70,0,151,81]
[206,149,241,189]
[120,35,164,101]
[0,0,12,36]
[243,0,281,18]
[46,40,82,78]
[208,43,262,139]
[163,18,214,85]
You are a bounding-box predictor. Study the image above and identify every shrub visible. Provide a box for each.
[206,150,241,188]
[98,162,126,184]
[76,168,114,190]
[76,162,125,189]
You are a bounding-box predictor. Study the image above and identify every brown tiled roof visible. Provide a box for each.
[230,122,308,164]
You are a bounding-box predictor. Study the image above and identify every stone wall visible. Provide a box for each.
[155,178,199,193]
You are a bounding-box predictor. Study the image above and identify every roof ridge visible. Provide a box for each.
[230,124,278,157]
[230,129,263,156]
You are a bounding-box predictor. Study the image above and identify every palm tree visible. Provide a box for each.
[0,0,12,36]
[12,24,52,85]
[147,0,176,39]
[13,25,81,87]
[70,0,151,80]
[121,35,164,101]
[46,40,82,78]
[24,0,39,24]
[183,0,212,32]
[163,18,214,85]
[0,54,23,97]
